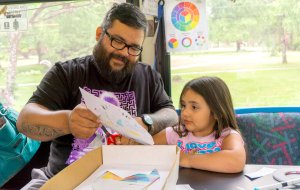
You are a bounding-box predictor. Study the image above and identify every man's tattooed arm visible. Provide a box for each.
[19,123,65,141]
[16,103,71,142]
[149,108,178,135]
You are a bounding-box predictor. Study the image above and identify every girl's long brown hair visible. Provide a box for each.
[174,76,239,139]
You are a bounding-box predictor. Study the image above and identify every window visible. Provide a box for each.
[0,1,110,110]
[171,0,300,108]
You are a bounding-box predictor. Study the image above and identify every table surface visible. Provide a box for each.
[177,164,300,190]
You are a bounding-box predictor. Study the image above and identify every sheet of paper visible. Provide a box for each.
[141,0,158,16]
[92,179,150,190]
[75,164,170,190]
[80,88,154,145]
[176,184,194,190]
[91,169,160,190]
[244,167,277,180]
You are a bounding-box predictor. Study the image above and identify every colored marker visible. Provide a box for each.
[254,177,300,190]
[285,171,300,175]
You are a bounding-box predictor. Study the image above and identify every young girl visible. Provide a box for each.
[154,76,246,173]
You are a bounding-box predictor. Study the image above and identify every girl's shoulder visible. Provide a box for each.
[165,126,179,145]
[165,125,192,144]
[220,128,244,145]
[166,126,180,137]
[220,127,241,138]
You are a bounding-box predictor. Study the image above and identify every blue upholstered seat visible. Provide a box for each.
[236,107,300,165]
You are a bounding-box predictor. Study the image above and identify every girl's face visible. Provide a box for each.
[180,89,216,137]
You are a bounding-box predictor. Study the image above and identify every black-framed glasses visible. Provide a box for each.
[104,29,143,56]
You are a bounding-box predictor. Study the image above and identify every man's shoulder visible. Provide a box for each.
[135,62,158,75]
[135,62,151,69]
[56,55,94,68]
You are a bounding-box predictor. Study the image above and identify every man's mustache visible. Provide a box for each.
[110,53,129,65]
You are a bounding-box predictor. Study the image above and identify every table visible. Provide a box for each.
[177,165,300,190]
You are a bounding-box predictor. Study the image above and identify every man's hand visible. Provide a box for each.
[68,104,101,139]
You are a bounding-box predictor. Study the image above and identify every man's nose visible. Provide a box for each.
[118,46,130,57]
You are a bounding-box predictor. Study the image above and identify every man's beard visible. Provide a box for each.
[93,40,137,84]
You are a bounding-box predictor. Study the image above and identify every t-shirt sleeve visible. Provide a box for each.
[149,69,175,112]
[221,128,244,144]
[166,126,179,145]
[28,62,72,110]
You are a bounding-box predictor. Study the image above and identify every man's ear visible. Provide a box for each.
[96,27,103,41]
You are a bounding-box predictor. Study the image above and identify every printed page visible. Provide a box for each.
[80,88,154,145]
[74,164,170,190]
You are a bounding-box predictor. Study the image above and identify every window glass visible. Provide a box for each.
[171,0,300,108]
[0,1,109,110]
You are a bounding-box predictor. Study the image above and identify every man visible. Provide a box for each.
[17,3,178,189]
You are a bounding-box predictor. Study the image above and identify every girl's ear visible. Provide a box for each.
[96,27,103,41]
[211,111,218,120]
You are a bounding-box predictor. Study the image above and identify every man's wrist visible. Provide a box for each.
[140,114,154,132]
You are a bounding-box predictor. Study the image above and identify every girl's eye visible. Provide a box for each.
[192,105,199,110]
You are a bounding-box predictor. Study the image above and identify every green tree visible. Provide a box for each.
[208,0,300,63]
[1,1,107,106]
[208,0,262,51]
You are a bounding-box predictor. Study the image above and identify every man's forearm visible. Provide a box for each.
[149,108,178,135]
[17,103,70,141]
[19,123,66,141]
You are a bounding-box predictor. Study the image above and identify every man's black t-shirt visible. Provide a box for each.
[28,55,174,177]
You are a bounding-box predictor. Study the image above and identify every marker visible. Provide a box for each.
[254,177,300,190]
[285,171,300,175]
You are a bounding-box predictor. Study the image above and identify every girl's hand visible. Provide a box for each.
[115,135,140,145]
[179,149,197,168]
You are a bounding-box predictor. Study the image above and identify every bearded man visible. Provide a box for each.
[16,3,178,189]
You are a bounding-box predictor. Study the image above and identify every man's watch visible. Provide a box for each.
[140,114,153,132]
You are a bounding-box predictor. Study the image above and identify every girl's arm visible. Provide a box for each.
[153,129,168,145]
[180,133,246,173]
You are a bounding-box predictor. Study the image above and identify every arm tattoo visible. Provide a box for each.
[20,123,65,140]
[149,108,179,135]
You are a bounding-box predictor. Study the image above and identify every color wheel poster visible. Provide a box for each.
[164,0,208,52]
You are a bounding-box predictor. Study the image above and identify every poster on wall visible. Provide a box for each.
[141,0,158,16]
[164,0,208,53]
[0,5,28,32]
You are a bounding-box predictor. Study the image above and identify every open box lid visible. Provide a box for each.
[41,145,179,190]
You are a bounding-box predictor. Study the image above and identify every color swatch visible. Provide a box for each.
[168,38,179,49]
[171,2,200,31]
[182,37,192,47]
[100,169,160,183]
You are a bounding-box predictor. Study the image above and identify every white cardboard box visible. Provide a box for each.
[41,145,179,190]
